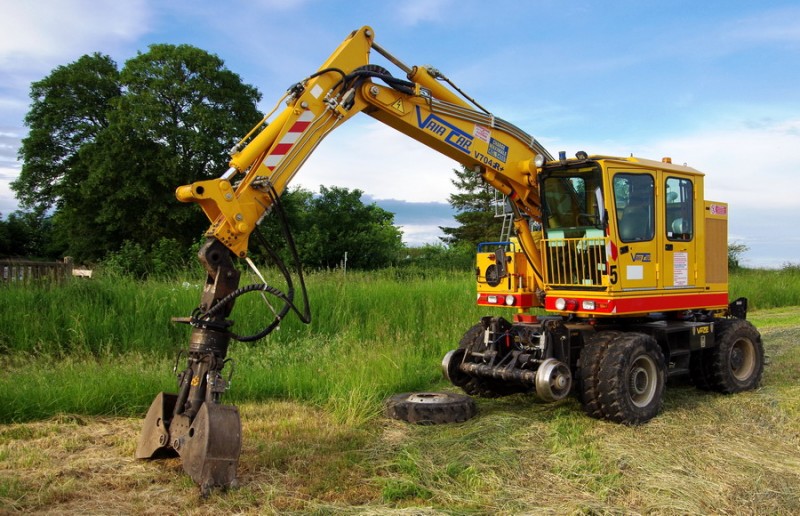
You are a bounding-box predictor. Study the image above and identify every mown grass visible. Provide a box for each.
[2,323,797,514]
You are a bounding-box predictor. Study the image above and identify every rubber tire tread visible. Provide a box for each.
[456,324,526,398]
[578,331,623,419]
[707,318,764,393]
[597,332,666,425]
[384,392,477,424]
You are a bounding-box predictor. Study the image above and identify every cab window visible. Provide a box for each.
[541,165,605,237]
[665,177,693,241]
[613,173,654,242]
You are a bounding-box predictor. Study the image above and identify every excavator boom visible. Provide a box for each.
[176,26,551,292]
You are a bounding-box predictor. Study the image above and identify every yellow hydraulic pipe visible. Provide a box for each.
[407,66,471,109]
[228,108,292,173]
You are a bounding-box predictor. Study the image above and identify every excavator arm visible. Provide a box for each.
[137,26,552,493]
[176,26,550,288]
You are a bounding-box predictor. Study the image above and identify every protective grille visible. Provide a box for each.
[542,237,608,288]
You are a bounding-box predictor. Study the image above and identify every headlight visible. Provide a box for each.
[505,295,515,306]
[555,298,566,310]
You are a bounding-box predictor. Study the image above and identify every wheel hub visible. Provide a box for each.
[730,338,756,381]
[407,392,452,404]
[630,366,649,396]
[628,355,657,407]
[730,347,743,370]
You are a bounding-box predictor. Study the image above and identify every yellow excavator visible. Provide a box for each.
[136,26,763,491]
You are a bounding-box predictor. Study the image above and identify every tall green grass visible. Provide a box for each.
[2,266,797,423]
[0,269,492,356]
[729,266,800,309]
[0,275,191,356]
[1,269,502,423]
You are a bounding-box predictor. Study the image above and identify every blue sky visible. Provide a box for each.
[1,0,798,267]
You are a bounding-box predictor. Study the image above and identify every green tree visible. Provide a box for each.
[0,212,58,259]
[254,186,314,262]
[297,186,403,269]
[13,53,120,215]
[439,165,504,248]
[728,241,749,270]
[12,46,262,261]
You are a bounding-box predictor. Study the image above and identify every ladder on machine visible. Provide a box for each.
[495,190,514,243]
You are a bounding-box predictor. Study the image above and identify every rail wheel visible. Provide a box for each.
[597,332,666,425]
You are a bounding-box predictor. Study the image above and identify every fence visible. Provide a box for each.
[0,258,76,284]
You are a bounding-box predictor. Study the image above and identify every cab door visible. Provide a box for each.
[661,175,696,288]
[611,171,659,290]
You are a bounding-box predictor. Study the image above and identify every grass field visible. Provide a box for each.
[1,268,799,513]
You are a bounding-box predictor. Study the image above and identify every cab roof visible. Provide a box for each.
[545,154,704,176]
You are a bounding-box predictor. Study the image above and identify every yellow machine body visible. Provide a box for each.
[477,156,729,317]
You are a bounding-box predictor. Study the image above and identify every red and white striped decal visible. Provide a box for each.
[264,110,315,171]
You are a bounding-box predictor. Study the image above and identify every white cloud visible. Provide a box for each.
[294,119,460,203]
[0,171,19,215]
[637,117,800,211]
[398,224,447,246]
[396,0,455,26]
[0,0,151,67]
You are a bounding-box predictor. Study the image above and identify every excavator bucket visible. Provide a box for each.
[136,392,242,491]
[135,392,178,459]
[180,402,242,491]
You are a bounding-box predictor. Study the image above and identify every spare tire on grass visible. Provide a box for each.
[384,392,477,424]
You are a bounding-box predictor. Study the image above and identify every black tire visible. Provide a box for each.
[578,331,622,419]
[384,392,477,424]
[706,319,764,393]
[597,333,666,425]
[454,324,526,398]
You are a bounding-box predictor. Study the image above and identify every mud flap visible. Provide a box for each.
[180,402,242,491]
[135,392,178,459]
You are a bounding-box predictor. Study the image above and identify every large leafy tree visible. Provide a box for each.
[14,53,120,216]
[439,165,504,248]
[13,45,261,261]
[297,186,403,270]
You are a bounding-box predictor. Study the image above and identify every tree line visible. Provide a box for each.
[3,44,496,274]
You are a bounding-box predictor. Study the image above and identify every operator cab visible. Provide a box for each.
[538,153,729,317]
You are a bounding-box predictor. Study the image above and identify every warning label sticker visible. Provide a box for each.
[709,204,728,216]
[488,138,509,163]
[674,251,689,286]
[626,265,644,280]
[391,98,406,114]
[473,125,490,142]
